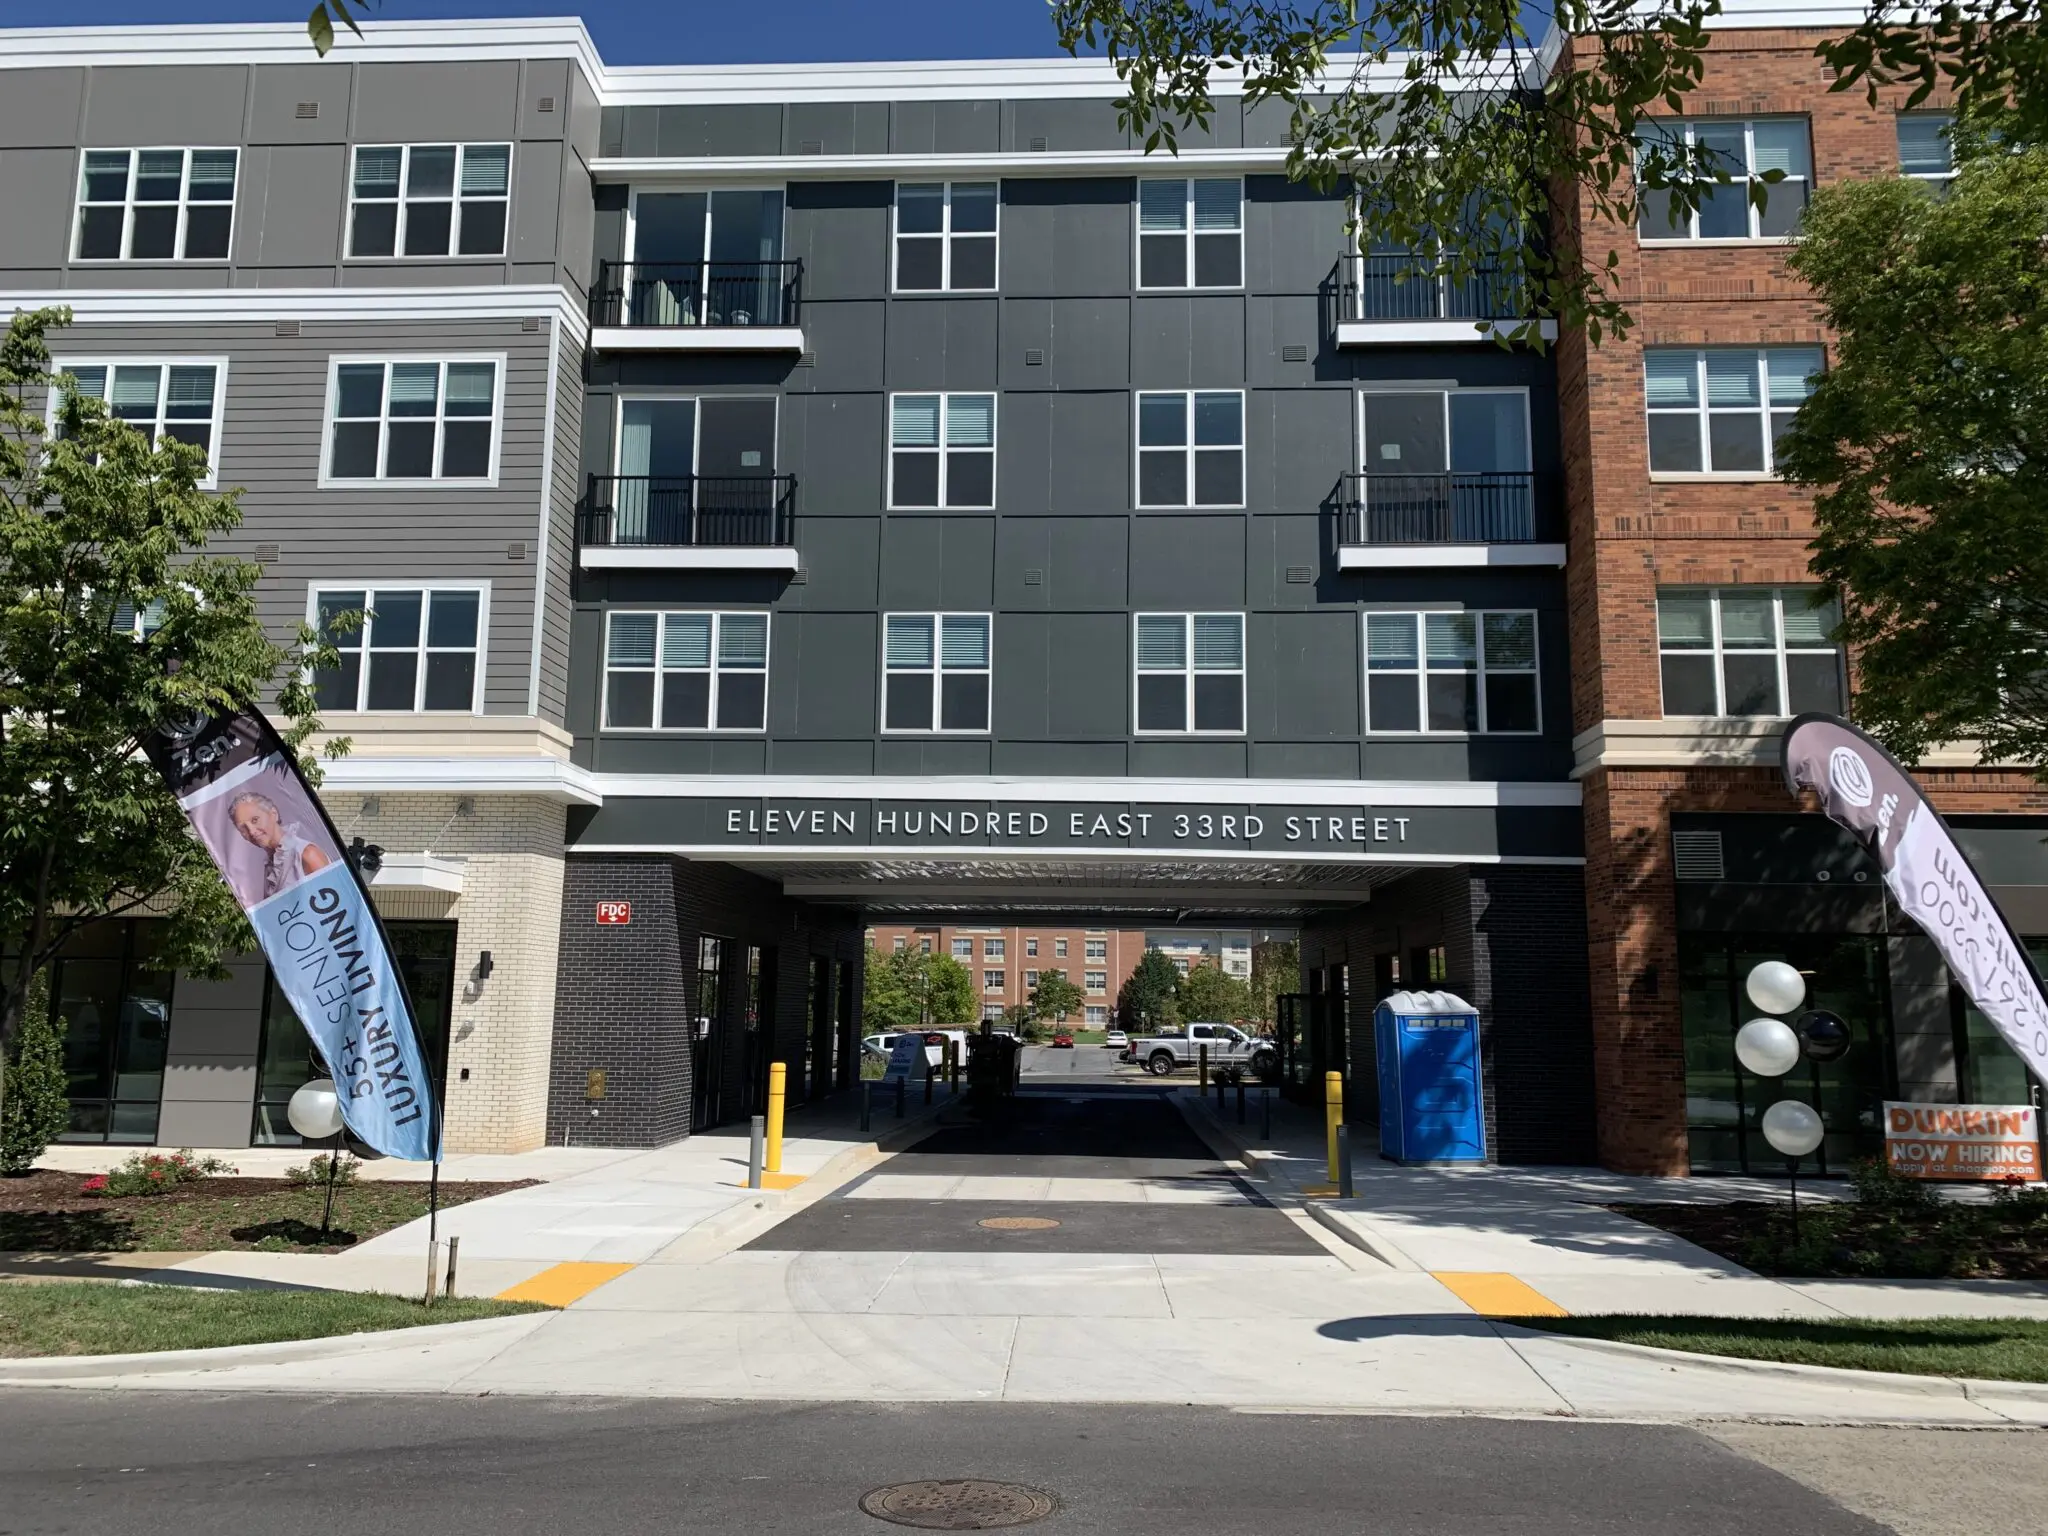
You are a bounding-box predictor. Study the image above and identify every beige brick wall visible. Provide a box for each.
[328,791,566,1154]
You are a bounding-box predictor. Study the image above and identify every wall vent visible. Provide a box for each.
[1023,348,1045,366]
[274,319,300,336]
[1281,343,1309,362]
[1672,829,1726,882]
[521,315,542,332]
[1028,135,1049,151]
[1023,568,1044,586]
[1285,565,1313,584]
[538,96,557,113]
[294,101,319,120]
[800,138,825,154]
[254,543,280,564]
[506,541,527,562]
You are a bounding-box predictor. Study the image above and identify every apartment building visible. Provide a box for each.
[862,925,1143,1024]
[1554,6,2048,1175]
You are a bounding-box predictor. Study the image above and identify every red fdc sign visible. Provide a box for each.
[595,901,632,926]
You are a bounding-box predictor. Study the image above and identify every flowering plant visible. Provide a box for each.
[89,1149,236,1197]
[80,1174,109,1195]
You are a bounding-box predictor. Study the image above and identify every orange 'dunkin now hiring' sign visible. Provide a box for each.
[1884,1102,2042,1181]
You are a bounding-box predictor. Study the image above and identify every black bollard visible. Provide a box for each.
[1235,1076,1246,1124]
[860,1080,872,1133]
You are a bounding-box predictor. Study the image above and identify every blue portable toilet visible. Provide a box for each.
[1372,990,1487,1164]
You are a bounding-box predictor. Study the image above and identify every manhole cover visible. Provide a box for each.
[977,1216,1060,1231]
[860,1479,1057,1529]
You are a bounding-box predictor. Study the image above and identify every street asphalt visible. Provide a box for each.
[0,1391,1942,1535]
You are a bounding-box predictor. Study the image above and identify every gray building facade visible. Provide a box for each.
[2,19,1589,1159]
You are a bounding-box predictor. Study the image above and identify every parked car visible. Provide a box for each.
[861,1030,964,1069]
[1103,1029,1129,1049]
[1050,1032,1074,1049]
[1121,1022,1277,1080]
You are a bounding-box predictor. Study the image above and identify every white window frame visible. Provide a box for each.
[891,180,1000,293]
[951,937,973,959]
[1655,586,1844,720]
[319,355,506,489]
[986,937,1006,959]
[71,147,239,263]
[1085,1004,1109,1025]
[1135,176,1245,291]
[1897,112,1957,193]
[1084,938,1105,961]
[1133,612,1247,736]
[983,969,1006,993]
[1024,969,1039,989]
[1085,970,1108,994]
[1362,609,1543,736]
[1025,938,1039,957]
[51,356,230,489]
[886,393,998,510]
[1638,117,1811,244]
[304,581,490,715]
[1135,390,1245,509]
[599,609,772,734]
[1644,347,1822,481]
[880,611,994,734]
[347,143,513,261]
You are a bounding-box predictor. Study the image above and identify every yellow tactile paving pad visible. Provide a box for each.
[1431,1271,1568,1317]
[494,1261,634,1307]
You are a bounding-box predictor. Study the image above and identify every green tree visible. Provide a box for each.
[1175,961,1254,1024]
[861,945,978,1031]
[1117,948,1182,1033]
[1050,2,2048,344]
[0,309,336,1140]
[1028,969,1086,1025]
[1774,147,2048,769]
[1,969,65,1176]
[1249,939,1300,1028]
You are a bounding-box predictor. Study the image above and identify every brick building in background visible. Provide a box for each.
[1555,6,2047,1175]
[862,925,1146,1025]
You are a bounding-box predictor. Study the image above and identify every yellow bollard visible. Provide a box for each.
[1198,1044,1208,1090]
[765,1061,787,1174]
[1324,1070,1344,1183]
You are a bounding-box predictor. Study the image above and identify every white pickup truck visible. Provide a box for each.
[1121,1022,1277,1080]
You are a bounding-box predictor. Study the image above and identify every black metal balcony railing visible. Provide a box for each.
[1342,255,1527,323]
[1339,472,1546,545]
[580,474,797,549]
[590,259,804,330]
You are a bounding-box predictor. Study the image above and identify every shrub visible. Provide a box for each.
[285,1153,361,1188]
[2,971,70,1176]
[85,1149,236,1198]
[1848,1155,1941,1214]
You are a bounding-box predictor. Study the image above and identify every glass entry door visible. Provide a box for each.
[691,936,725,1132]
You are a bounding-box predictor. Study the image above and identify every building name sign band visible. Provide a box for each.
[723,806,1417,846]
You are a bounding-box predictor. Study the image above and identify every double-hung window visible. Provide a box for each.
[951,938,973,959]
[349,144,512,258]
[312,586,484,713]
[889,394,995,508]
[984,970,1005,993]
[1365,611,1540,733]
[1086,971,1107,993]
[74,148,238,261]
[986,938,1006,960]
[1136,613,1245,733]
[1137,391,1243,507]
[325,358,501,483]
[1657,587,1844,717]
[894,182,997,291]
[603,611,769,731]
[59,360,226,483]
[1057,938,1071,958]
[1898,113,1957,196]
[1137,178,1243,288]
[1638,118,1811,240]
[1645,347,1822,475]
[883,614,992,732]
[1026,938,1039,957]
[1024,969,1039,989]
[1083,938,1103,961]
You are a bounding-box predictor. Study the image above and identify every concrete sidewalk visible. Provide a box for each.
[1181,1085,2048,1323]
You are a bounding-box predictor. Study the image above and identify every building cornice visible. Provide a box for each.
[589,148,1299,184]
[1,285,590,344]
[1572,718,2022,779]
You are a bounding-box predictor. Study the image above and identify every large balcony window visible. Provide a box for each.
[582,395,792,556]
[597,189,799,333]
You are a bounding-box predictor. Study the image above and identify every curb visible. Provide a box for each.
[0,1312,548,1384]
[1493,1321,2048,1407]
[1302,1203,1423,1271]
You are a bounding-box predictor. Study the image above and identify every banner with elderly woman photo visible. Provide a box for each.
[142,702,442,1162]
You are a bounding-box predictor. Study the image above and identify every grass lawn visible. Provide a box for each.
[1518,1314,2048,1382]
[0,1171,534,1255]
[0,1281,551,1358]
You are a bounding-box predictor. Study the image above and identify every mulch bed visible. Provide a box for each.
[0,1169,537,1255]
[1615,1197,2048,1281]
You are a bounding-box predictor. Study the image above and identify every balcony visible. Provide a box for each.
[1337,472,1565,568]
[578,474,798,571]
[588,260,805,353]
[1337,255,1557,346]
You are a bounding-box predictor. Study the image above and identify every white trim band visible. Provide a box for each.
[3,285,589,344]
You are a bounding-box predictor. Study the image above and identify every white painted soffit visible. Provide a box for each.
[582,774,1582,808]
[319,754,603,806]
[0,285,589,343]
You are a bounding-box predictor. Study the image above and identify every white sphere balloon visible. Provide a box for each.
[1745,960,1807,1016]
[286,1077,345,1141]
[1734,1017,1802,1078]
[1760,1098,1826,1158]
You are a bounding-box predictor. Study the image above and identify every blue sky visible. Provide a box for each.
[14,2,1079,63]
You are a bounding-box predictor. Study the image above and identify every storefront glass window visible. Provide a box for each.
[1955,939,2046,1105]
[39,921,175,1144]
